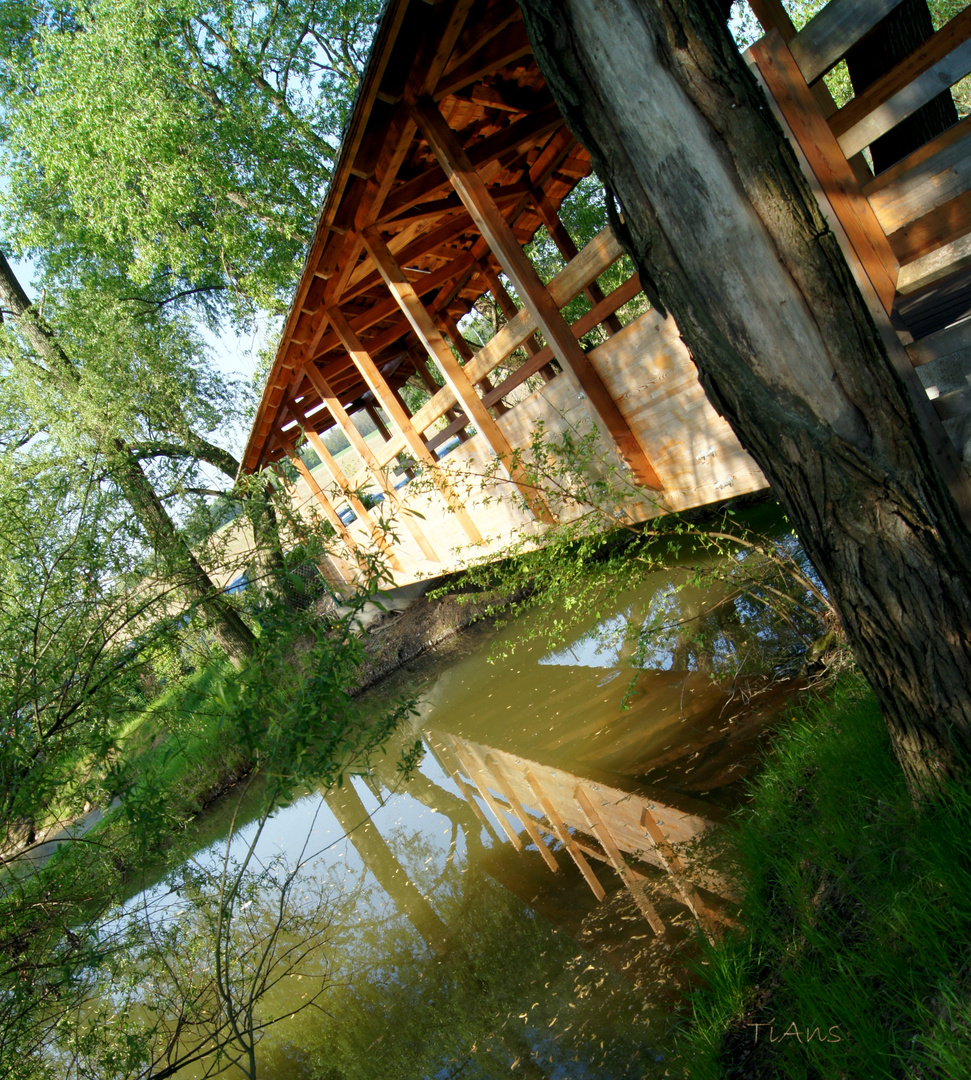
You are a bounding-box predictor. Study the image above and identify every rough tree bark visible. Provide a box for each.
[0,253,256,669]
[516,0,971,792]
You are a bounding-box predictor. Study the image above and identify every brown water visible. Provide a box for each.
[106,535,815,1080]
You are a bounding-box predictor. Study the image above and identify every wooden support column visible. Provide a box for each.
[414,99,664,491]
[485,756,559,873]
[448,739,524,851]
[326,304,484,543]
[288,401,403,574]
[361,227,556,523]
[410,347,471,441]
[439,309,509,414]
[575,785,665,934]
[478,259,555,379]
[364,403,392,442]
[525,768,605,900]
[640,807,716,938]
[301,363,440,562]
[267,463,347,589]
[425,734,502,845]
[530,186,624,335]
[277,432,362,564]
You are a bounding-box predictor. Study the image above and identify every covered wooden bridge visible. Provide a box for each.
[240,0,971,588]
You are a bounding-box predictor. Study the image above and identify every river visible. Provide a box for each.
[97,515,820,1079]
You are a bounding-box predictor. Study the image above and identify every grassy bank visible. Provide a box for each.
[681,674,971,1079]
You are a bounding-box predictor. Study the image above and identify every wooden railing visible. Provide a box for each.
[748,0,971,420]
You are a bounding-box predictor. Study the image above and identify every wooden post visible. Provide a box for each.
[575,784,665,934]
[326,304,485,543]
[414,99,663,491]
[438,308,509,414]
[300,363,441,562]
[448,739,523,850]
[478,260,556,382]
[530,186,624,335]
[364,402,393,442]
[640,807,716,938]
[277,432,362,565]
[361,227,557,523]
[485,755,559,872]
[525,768,605,900]
[425,734,503,844]
[288,400,404,574]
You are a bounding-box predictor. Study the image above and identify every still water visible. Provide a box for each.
[110,537,815,1079]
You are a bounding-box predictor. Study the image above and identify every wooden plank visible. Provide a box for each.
[301,363,440,562]
[287,400,403,573]
[749,31,899,315]
[531,187,624,335]
[485,756,559,873]
[832,9,971,159]
[897,229,971,293]
[327,304,483,542]
[432,17,533,101]
[361,226,556,523]
[574,785,665,934]
[933,384,971,420]
[414,100,664,491]
[791,0,907,84]
[864,115,971,235]
[448,739,523,851]
[748,0,797,41]
[889,188,971,266]
[906,315,971,366]
[525,768,605,901]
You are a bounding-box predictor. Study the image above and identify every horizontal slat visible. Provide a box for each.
[906,315,971,365]
[833,9,971,158]
[791,0,908,84]
[889,188,971,265]
[897,230,971,294]
[865,115,971,235]
[933,384,971,420]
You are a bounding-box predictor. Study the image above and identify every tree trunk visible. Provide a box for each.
[0,253,255,669]
[517,0,971,793]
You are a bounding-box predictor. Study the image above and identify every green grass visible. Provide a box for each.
[114,655,248,815]
[680,673,971,1079]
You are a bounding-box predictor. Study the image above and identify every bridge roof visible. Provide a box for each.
[240,0,593,475]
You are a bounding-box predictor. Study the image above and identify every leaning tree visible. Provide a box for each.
[517,0,971,792]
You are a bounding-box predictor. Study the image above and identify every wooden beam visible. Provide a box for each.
[485,756,559,873]
[301,363,441,562]
[414,99,664,491]
[574,785,665,934]
[790,0,907,83]
[906,315,971,366]
[530,186,624,336]
[863,115,971,236]
[288,400,403,574]
[830,8,971,159]
[361,226,556,523]
[525,768,605,900]
[327,304,484,543]
[448,740,523,850]
[888,188,971,266]
[425,734,502,844]
[640,807,716,937]
[277,432,361,562]
[749,31,899,315]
